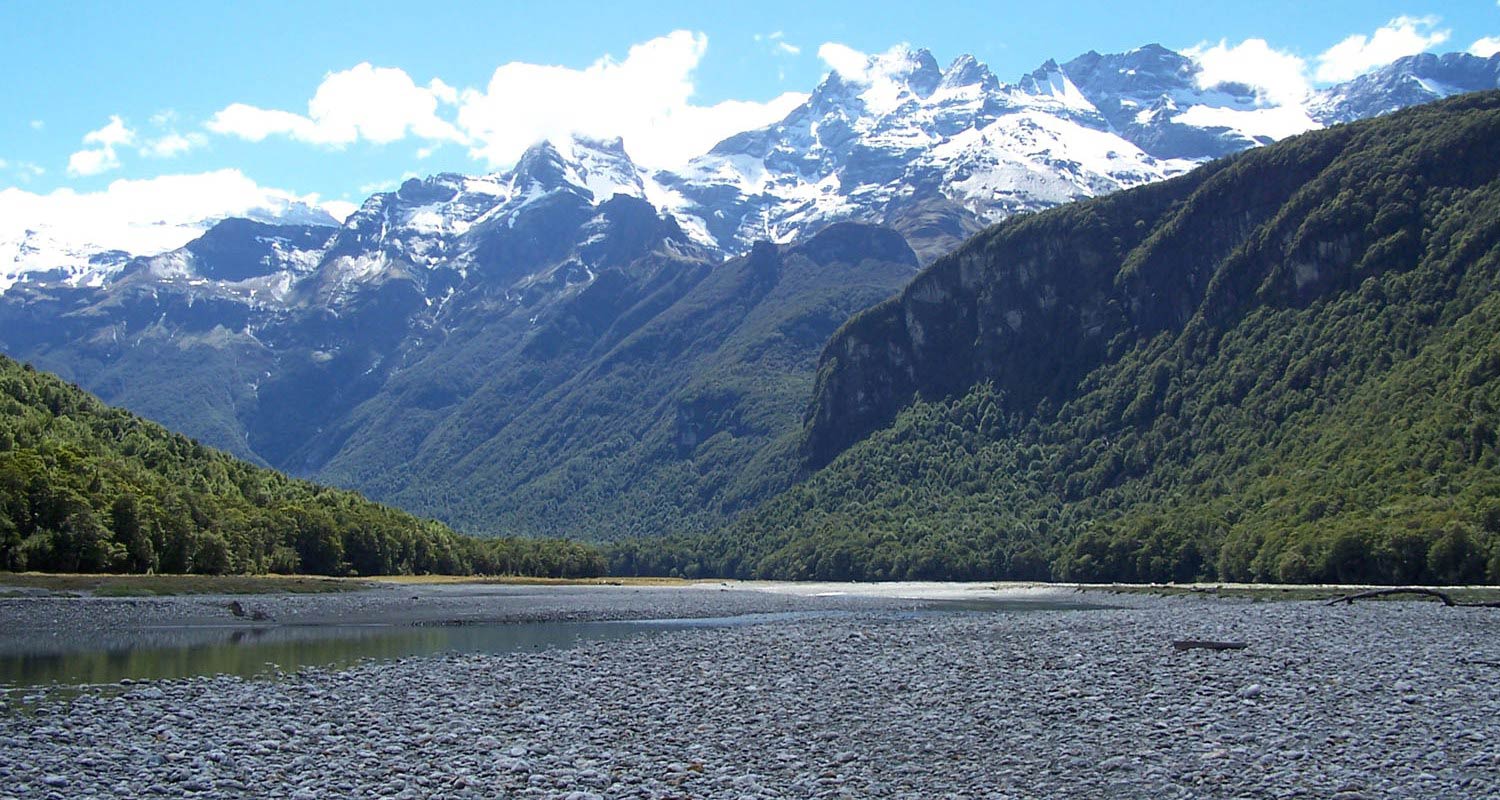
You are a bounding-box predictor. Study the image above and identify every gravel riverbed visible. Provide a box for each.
[2,591,1498,798]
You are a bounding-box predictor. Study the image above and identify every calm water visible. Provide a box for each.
[0,599,1109,691]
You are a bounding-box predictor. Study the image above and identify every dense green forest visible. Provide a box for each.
[0,355,604,577]
[315,222,917,540]
[610,92,1500,585]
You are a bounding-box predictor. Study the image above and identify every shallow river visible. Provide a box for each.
[0,597,1105,690]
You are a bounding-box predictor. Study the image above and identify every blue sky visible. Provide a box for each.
[3,0,1498,221]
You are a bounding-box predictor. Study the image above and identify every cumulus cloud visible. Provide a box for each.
[204,32,804,169]
[141,132,207,159]
[83,117,135,149]
[818,42,874,81]
[321,200,358,222]
[66,149,119,177]
[67,115,136,176]
[1186,39,1311,105]
[1471,36,1500,58]
[455,30,805,167]
[207,63,464,147]
[1315,16,1451,82]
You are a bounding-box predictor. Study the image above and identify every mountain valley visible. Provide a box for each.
[2,43,1498,574]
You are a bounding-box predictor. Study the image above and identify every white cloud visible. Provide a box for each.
[0,160,45,181]
[818,42,873,81]
[1315,16,1451,82]
[145,135,193,158]
[67,148,118,177]
[83,116,135,148]
[207,62,464,147]
[756,31,801,56]
[1471,36,1500,58]
[28,120,43,131]
[1185,39,1312,106]
[455,30,805,168]
[203,34,800,169]
[322,200,358,222]
[0,170,350,271]
[207,105,314,143]
[141,132,207,159]
[68,115,136,176]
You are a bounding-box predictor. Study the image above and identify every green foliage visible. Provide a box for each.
[611,92,1500,585]
[316,225,917,541]
[0,356,605,578]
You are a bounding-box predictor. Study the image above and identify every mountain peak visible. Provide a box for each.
[1308,50,1500,124]
[513,139,573,188]
[510,135,646,202]
[871,44,943,98]
[1017,58,1094,112]
[813,43,945,109]
[939,54,998,90]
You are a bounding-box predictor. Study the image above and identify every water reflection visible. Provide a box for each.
[1,620,669,690]
[0,601,1110,690]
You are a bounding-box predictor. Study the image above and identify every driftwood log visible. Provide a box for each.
[1172,640,1248,652]
[1325,587,1500,608]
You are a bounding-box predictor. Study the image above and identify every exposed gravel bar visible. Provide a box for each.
[3,595,1498,798]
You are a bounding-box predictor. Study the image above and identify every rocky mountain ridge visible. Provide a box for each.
[0,44,1497,539]
[8,45,1497,294]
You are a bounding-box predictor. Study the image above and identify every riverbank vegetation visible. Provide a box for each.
[0,356,606,578]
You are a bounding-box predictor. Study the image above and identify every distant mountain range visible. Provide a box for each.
[1,43,1497,542]
[8,45,1499,286]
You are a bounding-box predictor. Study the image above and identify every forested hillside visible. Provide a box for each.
[0,356,604,577]
[315,222,918,539]
[612,92,1500,584]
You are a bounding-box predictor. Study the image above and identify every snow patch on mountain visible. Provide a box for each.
[0,190,339,294]
[7,46,1497,300]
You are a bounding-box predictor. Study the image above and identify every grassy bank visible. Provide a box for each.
[0,571,696,597]
[0,572,369,597]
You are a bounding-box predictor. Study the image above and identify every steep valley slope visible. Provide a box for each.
[614,92,1500,584]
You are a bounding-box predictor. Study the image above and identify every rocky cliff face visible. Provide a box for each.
[802,91,1500,468]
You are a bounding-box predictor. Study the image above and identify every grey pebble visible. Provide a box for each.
[2,592,1497,799]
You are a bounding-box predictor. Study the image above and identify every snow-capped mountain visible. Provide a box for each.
[1308,51,1500,124]
[0,196,339,295]
[658,46,1199,261]
[1059,44,1301,158]
[1,42,1497,540]
[8,44,1497,301]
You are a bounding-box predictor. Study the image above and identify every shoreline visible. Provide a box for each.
[2,598,1496,798]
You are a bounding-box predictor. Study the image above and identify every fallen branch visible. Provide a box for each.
[1326,587,1456,606]
[1325,587,1500,608]
[1172,640,1248,652]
